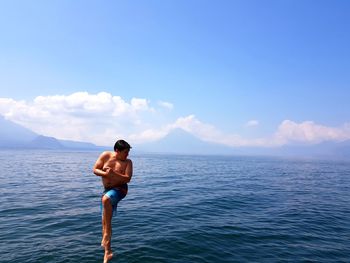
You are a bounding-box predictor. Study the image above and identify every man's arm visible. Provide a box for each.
[93,152,109,177]
[111,159,133,183]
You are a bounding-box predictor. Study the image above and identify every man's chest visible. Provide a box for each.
[104,159,126,172]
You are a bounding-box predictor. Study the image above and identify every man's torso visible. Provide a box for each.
[102,152,129,189]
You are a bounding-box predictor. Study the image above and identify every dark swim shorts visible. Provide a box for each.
[101,184,128,216]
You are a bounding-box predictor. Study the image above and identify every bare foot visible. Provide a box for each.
[103,250,113,263]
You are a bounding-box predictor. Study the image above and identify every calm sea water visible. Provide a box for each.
[0,151,349,263]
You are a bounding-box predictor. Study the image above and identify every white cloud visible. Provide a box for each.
[138,116,350,148]
[131,98,150,111]
[172,115,222,140]
[274,120,350,145]
[158,100,174,110]
[0,92,155,145]
[129,128,170,143]
[1,92,350,148]
[246,120,259,127]
[168,115,268,147]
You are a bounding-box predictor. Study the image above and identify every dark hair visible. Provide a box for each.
[114,139,132,152]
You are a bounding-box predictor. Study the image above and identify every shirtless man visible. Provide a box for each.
[93,140,133,263]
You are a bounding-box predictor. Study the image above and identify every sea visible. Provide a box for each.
[0,150,349,263]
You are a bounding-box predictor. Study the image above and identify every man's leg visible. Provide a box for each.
[101,213,105,246]
[101,195,113,263]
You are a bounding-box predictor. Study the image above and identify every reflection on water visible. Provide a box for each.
[0,151,349,262]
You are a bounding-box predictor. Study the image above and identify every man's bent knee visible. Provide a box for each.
[102,195,112,206]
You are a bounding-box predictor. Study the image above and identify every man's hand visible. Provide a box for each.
[103,167,115,178]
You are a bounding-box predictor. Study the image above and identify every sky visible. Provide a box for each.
[0,0,350,148]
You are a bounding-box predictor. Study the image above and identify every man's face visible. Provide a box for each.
[118,149,130,160]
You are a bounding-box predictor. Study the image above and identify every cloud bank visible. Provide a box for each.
[0,92,158,145]
[1,92,350,147]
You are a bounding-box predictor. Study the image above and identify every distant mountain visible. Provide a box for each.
[135,128,350,159]
[278,140,350,159]
[0,116,38,147]
[0,115,102,150]
[336,140,350,157]
[135,128,236,155]
[28,135,64,149]
[1,115,350,158]
[214,140,350,159]
[59,139,102,150]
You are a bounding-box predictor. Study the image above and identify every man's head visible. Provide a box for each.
[114,139,132,152]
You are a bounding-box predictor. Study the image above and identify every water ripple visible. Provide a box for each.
[0,151,350,262]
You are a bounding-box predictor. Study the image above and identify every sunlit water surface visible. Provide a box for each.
[0,151,349,262]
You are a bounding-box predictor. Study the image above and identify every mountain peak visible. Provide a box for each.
[29,135,64,149]
[135,128,235,154]
[0,116,102,150]
[0,116,38,147]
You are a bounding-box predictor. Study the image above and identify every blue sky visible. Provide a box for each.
[1,0,350,147]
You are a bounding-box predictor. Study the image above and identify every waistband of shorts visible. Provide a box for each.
[104,183,128,192]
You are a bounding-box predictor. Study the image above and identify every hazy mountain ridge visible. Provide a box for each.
[135,128,350,159]
[0,116,103,150]
[135,128,236,155]
[1,116,350,158]
[0,116,37,147]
